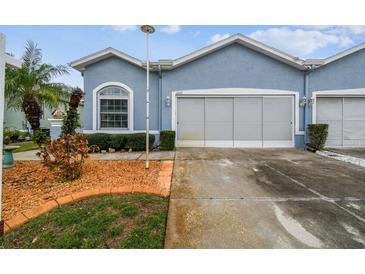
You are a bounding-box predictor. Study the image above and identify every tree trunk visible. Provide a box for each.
[21,95,42,131]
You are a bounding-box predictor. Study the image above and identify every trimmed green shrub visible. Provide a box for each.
[125,133,155,151]
[110,134,127,150]
[32,130,49,147]
[308,124,328,150]
[86,133,112,151]
[3,128,27,142]
[159,130,175,150]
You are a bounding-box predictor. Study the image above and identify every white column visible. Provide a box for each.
[48,118,64,139]
[0,33,6,227]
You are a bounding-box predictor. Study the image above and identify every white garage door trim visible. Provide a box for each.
[312,88,365,147]
[171,88,299,148]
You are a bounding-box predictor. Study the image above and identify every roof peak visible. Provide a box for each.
[70,33,365,71]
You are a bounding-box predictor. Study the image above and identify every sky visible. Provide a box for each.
[1,25,365,88]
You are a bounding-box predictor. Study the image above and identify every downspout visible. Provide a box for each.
[304,70,309,145]
[158,64,162,131]
[304,65,314,145]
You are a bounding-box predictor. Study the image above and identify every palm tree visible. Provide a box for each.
[5,40,70,132]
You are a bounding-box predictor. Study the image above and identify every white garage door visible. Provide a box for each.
[176,96,294,148]
[317,97,365,147]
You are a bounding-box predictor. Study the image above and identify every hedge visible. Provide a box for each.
[86,133,155,151]
[308,124,328,151]
[86,133,112,151]
[110,134,127,150]
[160,130,175,150]
[125,133,155,151]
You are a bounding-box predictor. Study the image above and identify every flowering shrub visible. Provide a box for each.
[38,134,89,180]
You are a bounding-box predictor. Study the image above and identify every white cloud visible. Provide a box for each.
[249,27,354,57]
[208,33,230,44]
[110,25,137,32]
[160,25,181,34]
[305,25,365,35]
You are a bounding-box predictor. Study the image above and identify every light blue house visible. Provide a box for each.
[70,34,365,148]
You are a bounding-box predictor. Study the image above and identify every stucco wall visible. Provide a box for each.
[308,48,365,124]
[161,43,306,146]
[83,57,159,131]
[80,44,365,148]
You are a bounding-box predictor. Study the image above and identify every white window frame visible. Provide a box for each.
[92,82,134,132]
[98,94,129,129]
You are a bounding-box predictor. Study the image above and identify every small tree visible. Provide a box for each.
[61,87,83,135]
[38,134,89,180]
[5,41,70,133]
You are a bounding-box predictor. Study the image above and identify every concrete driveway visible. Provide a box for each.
[165,148,365,248]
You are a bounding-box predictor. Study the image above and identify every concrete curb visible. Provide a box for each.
[4,160,173,234]
[317,150,365,168]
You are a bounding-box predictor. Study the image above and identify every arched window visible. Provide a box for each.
[98,86,130,129]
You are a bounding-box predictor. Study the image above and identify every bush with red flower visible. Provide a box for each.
[38,134,89,180]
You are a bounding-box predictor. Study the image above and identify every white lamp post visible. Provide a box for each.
[140,25,155,169]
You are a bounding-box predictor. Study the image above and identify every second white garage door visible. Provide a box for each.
[176,96,294,148]
[316,97,365,147]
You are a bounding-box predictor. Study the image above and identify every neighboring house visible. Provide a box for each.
[3,101,84,132]
[70,34,365,148]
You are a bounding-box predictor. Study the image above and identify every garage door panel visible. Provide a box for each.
[344,121,365,140]
[317,98,343,121]
[234,124,262,140]
[177,98,204,142]
[234,97,262,142]
[205,98,233,141]
[263,97,293,142]
[263,123,292,141]
[344,98,365,120]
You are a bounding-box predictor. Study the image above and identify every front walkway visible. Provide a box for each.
[165,148,365,248]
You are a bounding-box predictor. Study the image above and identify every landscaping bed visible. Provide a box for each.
[2,160,164,222]
[0,194,168,248]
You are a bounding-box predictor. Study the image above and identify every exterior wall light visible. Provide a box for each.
[308,97,315,106]
[165,96,171,107]
[299,96,307,107]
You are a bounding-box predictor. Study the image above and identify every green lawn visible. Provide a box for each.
[12,141,39,153]
[0,194,169,249]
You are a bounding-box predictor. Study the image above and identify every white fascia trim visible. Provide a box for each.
[172,34,306,70]
[70,48,143,71]
[83,130,159,134]
[323,42,365,66]
[92,81,134,131]
[311,88,365,124]
[5,54,22,69]
[171,88,304,136]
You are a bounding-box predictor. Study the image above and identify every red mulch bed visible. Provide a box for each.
[2,160,161,221]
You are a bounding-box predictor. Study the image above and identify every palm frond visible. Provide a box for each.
[22,40,42,70]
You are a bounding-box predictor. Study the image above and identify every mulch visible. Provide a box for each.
[2,160,161,222]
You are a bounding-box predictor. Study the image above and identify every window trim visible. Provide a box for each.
[92,82,134,131]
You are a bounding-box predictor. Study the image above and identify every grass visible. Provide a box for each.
[12,141,39,153]
[0,194,169,249]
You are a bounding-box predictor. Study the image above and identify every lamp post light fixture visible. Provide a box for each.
[140,25,155,169]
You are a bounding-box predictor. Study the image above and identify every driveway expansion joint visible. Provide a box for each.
[264,163,365,224]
